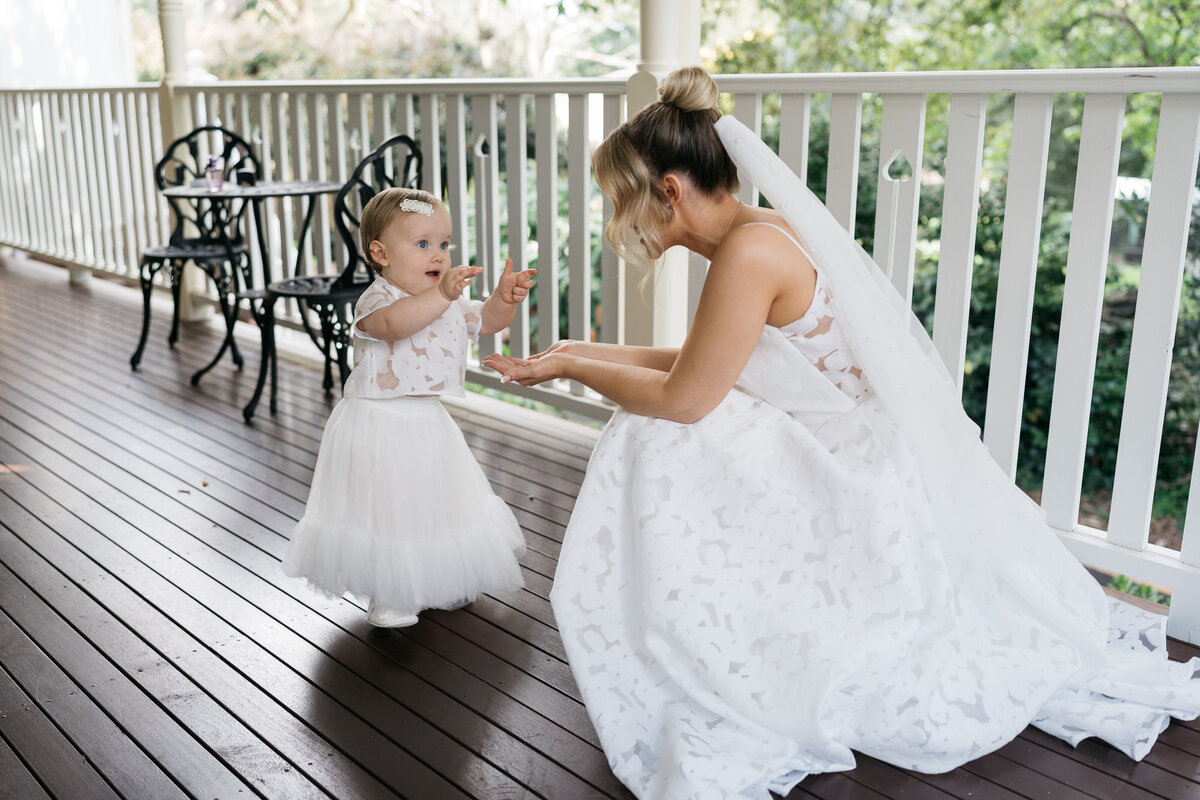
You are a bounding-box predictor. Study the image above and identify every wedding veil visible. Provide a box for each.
[713,115,1111,648]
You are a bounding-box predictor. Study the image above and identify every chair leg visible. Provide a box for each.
[228,295,245,370]
[244,295,276,422]
[229,254,253,369]
[334,305,353,387]
[168,261,184,347]
[130,258,158,370]
[191,287,237,386]
[216,268,244,369]
[319,310,336,392]
[268,300,280,415]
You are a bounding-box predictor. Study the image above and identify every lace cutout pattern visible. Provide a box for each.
[781,280,871,402]
[341,277,483,399]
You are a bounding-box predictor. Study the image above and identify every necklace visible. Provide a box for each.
[722,200,743,238]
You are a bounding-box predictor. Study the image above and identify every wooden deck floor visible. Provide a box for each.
[2,253,1200,800]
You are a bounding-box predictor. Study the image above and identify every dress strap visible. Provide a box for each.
[742,221,815,263]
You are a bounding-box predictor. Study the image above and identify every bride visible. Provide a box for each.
[484,66,1200,800]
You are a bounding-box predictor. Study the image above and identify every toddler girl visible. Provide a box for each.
[283,187,536,627]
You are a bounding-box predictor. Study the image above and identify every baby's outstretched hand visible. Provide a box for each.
[495,258,537,304]
[439,265,483,301]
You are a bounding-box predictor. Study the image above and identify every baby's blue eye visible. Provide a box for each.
[440,242,449,250]
[416,240,428,249]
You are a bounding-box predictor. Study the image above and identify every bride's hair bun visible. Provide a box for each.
[659,67,719,113]
[592,65,737,277]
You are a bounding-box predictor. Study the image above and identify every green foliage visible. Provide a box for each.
[907,185,1200,523]
[707,0,1200,542]
[1109,574,1171,606]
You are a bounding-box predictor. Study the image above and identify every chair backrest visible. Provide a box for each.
[331,134,423,290]
[155,125,260,245]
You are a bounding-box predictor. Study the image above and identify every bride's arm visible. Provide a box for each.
[537,340,680,372]
[487,228,787,423]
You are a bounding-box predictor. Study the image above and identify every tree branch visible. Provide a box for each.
[332,0,357,35]
[1060,10,1153,64]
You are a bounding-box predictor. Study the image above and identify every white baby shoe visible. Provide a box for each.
[366,602,419,628]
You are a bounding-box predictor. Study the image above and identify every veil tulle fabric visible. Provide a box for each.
[714,115,1112,654]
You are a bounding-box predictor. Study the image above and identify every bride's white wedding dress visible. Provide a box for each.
[549,118,1200,800]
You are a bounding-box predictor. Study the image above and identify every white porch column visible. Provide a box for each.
[622,0,701,347]
[158,0,207,321]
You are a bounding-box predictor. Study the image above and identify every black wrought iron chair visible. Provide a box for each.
[243,134,422,421]
[130,125,259,376]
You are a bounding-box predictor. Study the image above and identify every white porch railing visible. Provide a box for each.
[2,68,1199,640]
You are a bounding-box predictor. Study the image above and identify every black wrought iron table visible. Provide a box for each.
[162,179,341,404]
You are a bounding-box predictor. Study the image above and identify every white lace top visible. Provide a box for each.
[753,222,872,402]
[779,269,871,403]
[343,276,484,399]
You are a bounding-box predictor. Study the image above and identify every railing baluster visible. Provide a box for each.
[732,92,762,207]
[472,92,500,358]
[395,92,415,140]
[117,92,139,275]
[146,92,166,246]
[271,91,296,286]
[83,92,107,266]
[235,91,252,148]
[119,91,144,272]
[118,91,141,274]
[135,91,158,261]
[372,92,387,149]
[505,93,530,358]
[567,93,592,366]
[255,91,273,179]
[418,94,440,197]
[779,92,811,187]
[45,93,68,258]
[328,91,350,274]
[99,92,124,271]
[1107,93,1200,550]
[16,92,35,250]
[286,91,306,285]
[220,90,233,130]
[12,92,28,246]
[188,90,203,128]
[347,91,368,157]
[873,92,927,302]
[0,94,16,247]
[826,92,862,233]
[308,92,332,274]
[931,92,986,388]
[600,92,624,345]
[58,93,83,262]
[1177,436,1200,641]
[983,93,1053,479]
[243,91,267,284]
[1042,92,1126,533]
[533,93,558,354]
[444,93,469,280]
[24,93,48,256]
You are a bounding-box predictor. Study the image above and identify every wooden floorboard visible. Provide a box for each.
[3,255,1200,799]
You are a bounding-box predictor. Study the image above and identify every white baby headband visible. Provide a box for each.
[399,198,434,216]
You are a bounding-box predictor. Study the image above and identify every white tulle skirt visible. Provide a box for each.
[283,396,526,612]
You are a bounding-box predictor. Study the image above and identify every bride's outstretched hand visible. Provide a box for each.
[529,339,584,360]
[483,352,568,386]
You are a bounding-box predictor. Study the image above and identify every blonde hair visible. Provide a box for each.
[359,187,443,274]
[593,67,738,275]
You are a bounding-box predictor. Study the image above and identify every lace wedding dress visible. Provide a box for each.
[549,119,1200,800]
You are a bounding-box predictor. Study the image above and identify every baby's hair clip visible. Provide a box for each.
[399,198,434,216]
